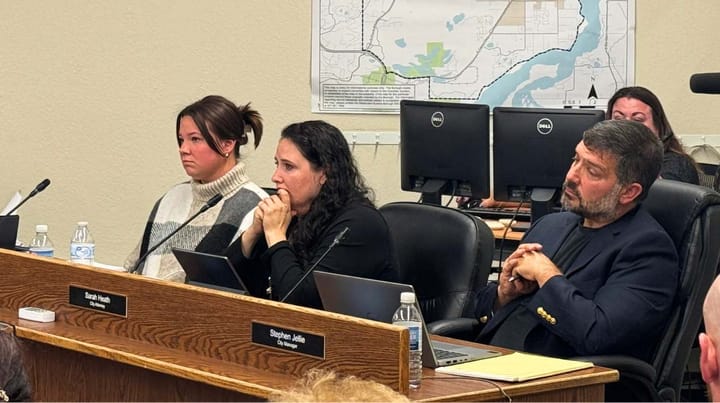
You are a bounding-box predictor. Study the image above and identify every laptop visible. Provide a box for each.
[313,271,501,368]
[0,215,19,250]
[171,247,248,295]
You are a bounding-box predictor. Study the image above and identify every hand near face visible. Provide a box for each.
[260,189,293,246]
[246,203,265,237]
[240,203,265,258]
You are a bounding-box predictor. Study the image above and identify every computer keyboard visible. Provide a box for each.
[434,348,466,360]
[481,219,506,230]
[461,206,531,221]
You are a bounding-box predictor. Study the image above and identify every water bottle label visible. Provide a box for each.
[394,321,422,352]
[408,324,421,352]
[70,243,95,260]
[30,248,54,257]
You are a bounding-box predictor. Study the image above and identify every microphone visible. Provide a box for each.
[4,178,51,216]
[690,72,720,94]
[130,193,223,275]
[279,226,350,303]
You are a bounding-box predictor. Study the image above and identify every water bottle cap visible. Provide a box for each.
[35,224,48,233]
[77,221,89,226]
[400,292,416,304]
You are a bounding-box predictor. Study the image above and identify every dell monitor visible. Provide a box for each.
[400,100,490,205]
[492,107,605,221]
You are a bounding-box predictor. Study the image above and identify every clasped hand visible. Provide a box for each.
[249,189,293,247]
[496,243,562,308]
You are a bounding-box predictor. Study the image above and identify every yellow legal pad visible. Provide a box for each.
[435,352,594,382]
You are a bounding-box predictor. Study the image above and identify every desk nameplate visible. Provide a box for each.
[251,321,325,359]
[69,285,127,317]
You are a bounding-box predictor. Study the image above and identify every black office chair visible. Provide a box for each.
[429,179,720,401]
[378,202,495,337]
[577,179,720,401]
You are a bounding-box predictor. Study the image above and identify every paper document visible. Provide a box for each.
[435,352,593,382]
[1,191,22,215]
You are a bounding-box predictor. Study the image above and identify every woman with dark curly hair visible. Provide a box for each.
[228,120,398,308]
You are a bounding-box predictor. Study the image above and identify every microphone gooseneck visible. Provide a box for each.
[279,226,350,303]
[130,193,224,275]
[204,193,223,209]
[5,178,52,216]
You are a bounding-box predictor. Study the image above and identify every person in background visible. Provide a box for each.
[473,120,678,363]
[458,86,699,209]
[124,95,267,281]
[607,86,700,184]
[227,120,398,308]
[0,329,31,402]
[699,275,720,401]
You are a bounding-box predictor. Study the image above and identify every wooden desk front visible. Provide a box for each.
[0,249,617,401]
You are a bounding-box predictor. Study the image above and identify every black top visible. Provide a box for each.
[662,151,699,185]
[226,201,398,309]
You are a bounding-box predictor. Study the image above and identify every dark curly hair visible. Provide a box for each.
[0,331,31,401]
[280,120,373,265]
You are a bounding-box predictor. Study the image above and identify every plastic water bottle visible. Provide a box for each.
[70,221,95,264]
[392,291,423,389]
[29,224,54,257]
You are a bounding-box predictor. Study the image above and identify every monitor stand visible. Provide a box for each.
[420,179,447,205]
[530,188,557,222]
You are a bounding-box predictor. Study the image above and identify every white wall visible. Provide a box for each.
[1,1,719,264]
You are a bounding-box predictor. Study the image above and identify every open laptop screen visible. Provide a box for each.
[0,215,19,250]
[171,247,248,295]
[313,271,501,368]
[314,270,414,323]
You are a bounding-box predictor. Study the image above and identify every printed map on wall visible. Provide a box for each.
[311,0,635,113]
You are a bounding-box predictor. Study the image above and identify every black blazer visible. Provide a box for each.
[475,206,680,361]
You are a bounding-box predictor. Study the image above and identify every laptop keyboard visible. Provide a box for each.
[434,348,466,359]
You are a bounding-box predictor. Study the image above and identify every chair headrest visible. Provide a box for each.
[643,179,720,248]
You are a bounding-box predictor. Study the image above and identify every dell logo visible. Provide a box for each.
[431,111,445,128]
[536,118,553,135]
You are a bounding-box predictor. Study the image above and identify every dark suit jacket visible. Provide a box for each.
[475,205,679,361]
